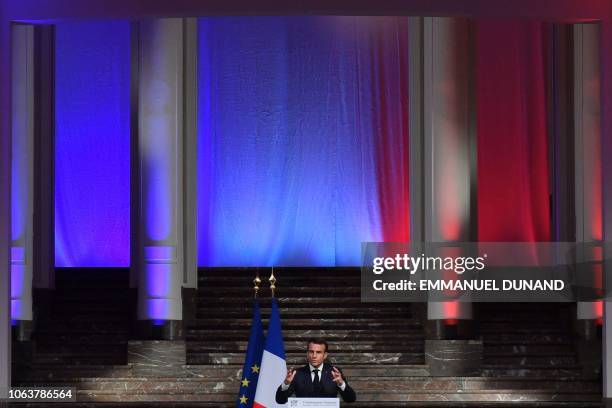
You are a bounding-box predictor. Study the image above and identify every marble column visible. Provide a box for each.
[606,299,612,406]
[409,17,476,324]
[32,25,55,292]
[573,23,603,321]
[134,18,198,331]
[0,5,12,397]
[11,24,34,323]
[600,19,612,408]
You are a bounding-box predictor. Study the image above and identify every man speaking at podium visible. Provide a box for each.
[275,338,357,404]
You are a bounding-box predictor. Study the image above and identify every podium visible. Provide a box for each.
[287,398,340,407]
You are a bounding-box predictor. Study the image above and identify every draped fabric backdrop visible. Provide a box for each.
[197,17,409,266]
[476,21,551,242]
[55,22,131,266]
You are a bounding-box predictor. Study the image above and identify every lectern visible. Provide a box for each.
[287,398,340,407]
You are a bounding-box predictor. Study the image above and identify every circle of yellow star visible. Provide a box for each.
[240,395,248,404]
[251,364,260,374]
[241,378,250,387]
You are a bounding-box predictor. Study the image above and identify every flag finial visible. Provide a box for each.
[269,267,277,298]
[253,269,262,299]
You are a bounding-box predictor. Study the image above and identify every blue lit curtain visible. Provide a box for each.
[197,17,409,266]
[55,22,131,267]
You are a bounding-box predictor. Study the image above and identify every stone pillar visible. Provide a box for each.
[11,25,34,326]
[10,25,55,344]
[134,18,198,339]
[606,299,612,406]
[0,5,12,397]
[32,25,55,292]
[409,17,476,334]
[549,24,574,243]
[600,19,612,408]
[573,23,603,322]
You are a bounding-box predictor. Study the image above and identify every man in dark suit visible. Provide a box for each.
[275,338,356,403]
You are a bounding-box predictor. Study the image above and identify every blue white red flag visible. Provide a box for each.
[254,298,286,407]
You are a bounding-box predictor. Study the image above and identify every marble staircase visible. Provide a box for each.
[479,303,590,378]
[188,267,423,368]
[11,267,602,406]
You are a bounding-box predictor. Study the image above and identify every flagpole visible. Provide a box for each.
[269,267,276,298]
[254,266,286,407]
[237,270,265,408]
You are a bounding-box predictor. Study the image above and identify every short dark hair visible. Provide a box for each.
[307,338,328,352]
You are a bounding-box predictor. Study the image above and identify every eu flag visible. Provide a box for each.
[236,300,265,407]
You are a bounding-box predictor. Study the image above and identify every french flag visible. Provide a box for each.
[254,298,286,407]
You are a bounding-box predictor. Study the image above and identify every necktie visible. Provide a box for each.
[313,369,321,395]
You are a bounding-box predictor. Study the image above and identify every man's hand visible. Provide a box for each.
[284,368,296,385]
[331,367,344,387]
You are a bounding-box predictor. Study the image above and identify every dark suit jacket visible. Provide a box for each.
[275,362,356,403]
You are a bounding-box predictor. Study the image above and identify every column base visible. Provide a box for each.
[572,317,602,377]
[11,336,35,373]
[574,318,600,340]
[425,339,483,376]
[135,320,183,340]
[424,319,476,339]
[11,320,33,342]
[182,288,197,327]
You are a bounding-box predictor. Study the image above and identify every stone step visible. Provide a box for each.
[186,340,423,353]
[58,403,593,408]
[67,389,602,403]
[55,279,129,289]
[39,401,600,408]
[45,299,132,307]
[186,329,424,340]
[481,367,585,378]
[187,345,425,353]
[15,364,433,380]
[199,275,360,284]
[190,318,421,329]
[482,334,572,344]
[199,268,359,277]
[195,306,412,317]
[186,352,424,365]
[13,377,601,393]
[477,303,569,311]
[48,300,128,308]
[37,314,131,323]
[13,366,136,381]
[32,355,128,365]
[483,344,574,356]
[197,297,384,306]
[55,283,130,290]
[347,403,600,407]
[33,334,130,344]
[478,314,567,322]
[36,321,129,335]
[197,287,361,296]
[482,356,577,366]
[41,308,128,318]
[46,291,131,301]
[35,343,128,354]
[481,324,571,333]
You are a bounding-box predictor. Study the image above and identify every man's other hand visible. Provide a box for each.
[284,368,296,385]
[331,367,344,386]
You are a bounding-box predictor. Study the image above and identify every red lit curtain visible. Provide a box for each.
[476,21,550,242]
